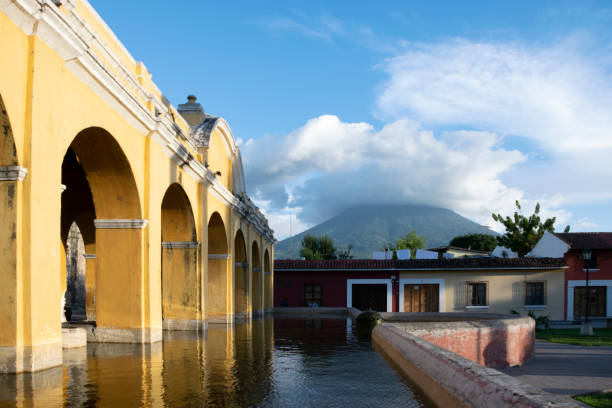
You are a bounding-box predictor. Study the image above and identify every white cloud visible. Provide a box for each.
[244,115,536,238]
[376,39,612,155]
[575,217,598,229]
[255,14,407,54]
[244,38,612,239]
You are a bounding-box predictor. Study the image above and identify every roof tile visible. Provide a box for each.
[553,232,612,250]
[274,257,566,270]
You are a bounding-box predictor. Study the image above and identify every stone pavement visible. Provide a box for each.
[501,341,612,396]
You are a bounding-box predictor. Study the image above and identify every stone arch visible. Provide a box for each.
[61,147,96,322]
[234,229,249,319]
[0,93,23,359]
[264,249,272,311]
[161,183,200,330]
[207,212,229,323]
[251,240,263,315]
[61,127,154,343]
[0,94,18,166]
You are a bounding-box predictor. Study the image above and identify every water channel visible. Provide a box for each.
[0,315,432,407]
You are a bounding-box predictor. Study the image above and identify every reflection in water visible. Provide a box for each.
[0,316,429,407]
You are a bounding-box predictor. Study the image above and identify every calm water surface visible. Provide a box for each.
[0,316,431,407]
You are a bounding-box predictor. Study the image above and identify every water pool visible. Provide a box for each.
[0,316,432,407]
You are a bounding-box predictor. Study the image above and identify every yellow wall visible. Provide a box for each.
[0,0,274,373]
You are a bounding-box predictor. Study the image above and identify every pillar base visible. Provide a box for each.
[162,319,204,331]
[207,314,234,325]
[62,327,87,348]
[85,327,162,343]
[580,321,594,336]
[233,312,251,322]
[0,342,62,373]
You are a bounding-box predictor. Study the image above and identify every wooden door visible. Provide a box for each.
[574,286,607,318]
[404,284,439,312]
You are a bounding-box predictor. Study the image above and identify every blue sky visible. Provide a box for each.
[91,0,612,239]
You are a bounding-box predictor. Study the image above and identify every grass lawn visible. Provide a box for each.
[536,328,612,346]
[574,392,612,408]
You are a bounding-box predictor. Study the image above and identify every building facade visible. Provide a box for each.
[0,0,274,373]
[530,232,612,321]
[274,258,566,319]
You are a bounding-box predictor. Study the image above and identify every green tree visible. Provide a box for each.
[337,244,353,259]
[449,233,497,252]
[299,234,337,260]
[492,200,570,257]
[395,230,426,259]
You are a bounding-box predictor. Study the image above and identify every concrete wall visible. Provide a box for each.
[373,324,583,408]
[381,313,534,368]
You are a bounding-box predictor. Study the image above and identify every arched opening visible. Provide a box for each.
[234,230,249,319]
[61,148,96,324]
[207,212,229,323]
[64,221,87,321]
[161,183,199,330]
[0,93,22,361]
[60,127,152,342]
[251,241,263,315]
[263,250,272,311]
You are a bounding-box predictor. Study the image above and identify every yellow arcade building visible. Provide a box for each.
[0,0,275,373]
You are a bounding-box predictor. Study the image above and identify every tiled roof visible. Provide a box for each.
[426,245,490,254]
[274,257,566,271]
[553,232,612,250]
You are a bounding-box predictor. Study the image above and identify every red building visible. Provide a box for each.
[274,260,399,311]
[554,233,612,321]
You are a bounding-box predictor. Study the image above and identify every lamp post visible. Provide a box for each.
[580,248,594,336]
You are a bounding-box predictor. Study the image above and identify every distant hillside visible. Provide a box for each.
[275,205,496,259]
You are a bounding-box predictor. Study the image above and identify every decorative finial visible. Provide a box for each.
[187,95,197,103]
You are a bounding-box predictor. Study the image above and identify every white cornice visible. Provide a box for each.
[0,166,28,181]
[162,241,201,249]
[94,219,148,229]
[208,254,229,260]
[82,253,96,259]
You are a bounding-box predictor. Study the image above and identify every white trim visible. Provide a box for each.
[94,219,148,229]
[82,253,96,259]
[161,241,200,249]
[0,166,28,181]
[567,280,612,320]
[523,305,546,311]
[208,254,229,260]
[346,279,393,312]
[466,305,489,311]
[399,278,445,312]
